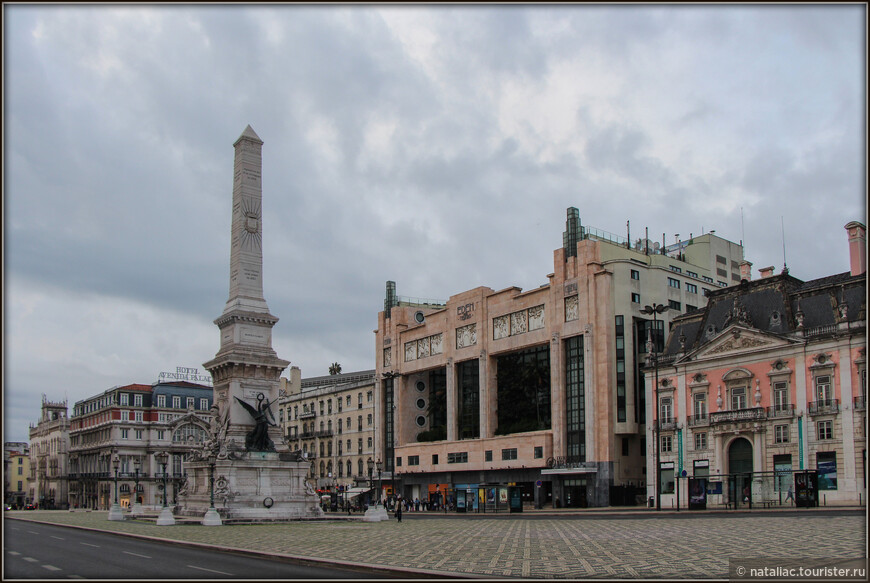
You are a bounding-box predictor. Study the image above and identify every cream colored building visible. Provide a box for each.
[28,396,70,509]
[5,443,30,508]
[374,208,745,508]
[279,368,380,503]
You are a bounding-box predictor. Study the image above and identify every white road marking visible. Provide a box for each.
[123,551,151,559]
[28,531,40,535]
[23,557,38,563]
[43,565,62,571]
[80,543,100,548]
[51,536,65,540]
[187,565,234,576]
[7,551,21,556]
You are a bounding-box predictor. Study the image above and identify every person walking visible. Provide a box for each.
[396,496,403,523]
[785,483,795,505]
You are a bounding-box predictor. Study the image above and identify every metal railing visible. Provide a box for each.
[808,399,839,416]
[658,417,677,431]
[709,407,767,424]
[855,395,866,411]
[767,404,795,418]
[687,414,709,427]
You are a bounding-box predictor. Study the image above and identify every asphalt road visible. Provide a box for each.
[3,520,379,579]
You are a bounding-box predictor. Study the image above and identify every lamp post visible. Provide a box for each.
[155,452,175,526]
[130,458,142,515]
[375,458,383,507]
[366,457,374,509]
[640,302,668,511]
[202,451,222,526]
[107,451,124,521]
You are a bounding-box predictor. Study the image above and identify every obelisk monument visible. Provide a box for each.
[177,125,321,521]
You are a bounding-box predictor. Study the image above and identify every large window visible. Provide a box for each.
[817,452,838,490]
[457,360,480,439]
[693,393,707,419]
[615,316,627,422]
[773,382,789,411]
[817,420,833,440]
[815,375,832,403]
[774,424,789,443]
[731,387,747,410]
[659,397,673,422]
[496,345,551,435]
[565,336,586,462]
[173,423,208,444]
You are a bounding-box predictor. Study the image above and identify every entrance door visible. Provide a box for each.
[563,478,587,508]
[728,438,753,506]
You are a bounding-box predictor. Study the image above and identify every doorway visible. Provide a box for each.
[728,438,753,506]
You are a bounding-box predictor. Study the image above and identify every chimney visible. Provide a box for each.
[759,266,775,278]
[845,221,866,276]
[739,260,753,281]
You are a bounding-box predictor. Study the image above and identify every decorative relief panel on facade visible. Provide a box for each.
[383,347,391,367]
[528,305,545,330]
[707,335,770,355]
[418,337,431,358]
[493,315,510,340]
[511,311,528,335]
[404,334,443,362]
[565,295,579,322]
[456,323,477,349]
[430,333,443,355]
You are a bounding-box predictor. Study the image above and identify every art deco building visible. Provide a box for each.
[28,397,70,509]
[278,368,380,503]
[647,221,866,508]
[374,208,746,508]
[68,380,213,510]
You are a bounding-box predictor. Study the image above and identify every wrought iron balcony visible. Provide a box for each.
[767,404,795,419]
[687,414,709,427]
[299,410,316,419]
[316,430,334,438]
[709,407,766,424]
[808,399,839,416]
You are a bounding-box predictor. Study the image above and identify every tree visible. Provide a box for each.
[329,362,342,375]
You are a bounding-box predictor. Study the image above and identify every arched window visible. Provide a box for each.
[346,460,352,477]
[172,423,208,444]
[338,461,343,477]
[357,458,363,476]
[319,461,325,477]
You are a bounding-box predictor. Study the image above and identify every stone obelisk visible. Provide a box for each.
[177,125,321,521]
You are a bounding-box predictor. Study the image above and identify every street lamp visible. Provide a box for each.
[366,457,374,509]
[107,451,124,521]
[202,451,221,526]
[155,452,175,526]
[375,458,383,507]
[130,457,142,515]
[640,302,668,511]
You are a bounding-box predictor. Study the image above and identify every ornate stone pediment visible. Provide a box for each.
[692,325,793,361]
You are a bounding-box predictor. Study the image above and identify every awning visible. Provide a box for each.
[343,487,372,498]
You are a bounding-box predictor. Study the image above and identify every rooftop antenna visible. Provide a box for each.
[741,207,745,252]
[781,216,788,273]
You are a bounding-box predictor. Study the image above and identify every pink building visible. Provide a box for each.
[646,221,866,508]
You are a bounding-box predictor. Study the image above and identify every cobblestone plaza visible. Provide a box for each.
[5,509,866,579]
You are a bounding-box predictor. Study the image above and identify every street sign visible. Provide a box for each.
[535,480,542,487]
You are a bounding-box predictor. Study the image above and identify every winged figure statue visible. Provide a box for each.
[234,393,277,452]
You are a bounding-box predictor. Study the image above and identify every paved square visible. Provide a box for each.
[6,510,866,579]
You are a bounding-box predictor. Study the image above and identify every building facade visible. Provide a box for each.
[28,397,70,509]
[647,221,866,508]
[5,442,30,508]
[278,368,380,504]
[375,208,746,508]
[68,381,213,510]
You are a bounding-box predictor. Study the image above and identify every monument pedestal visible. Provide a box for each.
[177,452,322,521]
[363,503,390,522]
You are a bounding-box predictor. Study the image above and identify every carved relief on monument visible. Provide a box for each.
[383,347,391,367]
[565,295,579,322]
[430,333,443,355]
[707,335,770,355]
[456,323,477,349]
[417,337,431,358]
[405,341,416,362]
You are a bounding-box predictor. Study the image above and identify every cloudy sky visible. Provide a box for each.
[4,4,865,443]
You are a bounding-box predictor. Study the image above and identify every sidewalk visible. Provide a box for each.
[5,506,866,579]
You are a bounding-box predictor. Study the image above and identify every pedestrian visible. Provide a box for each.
[785,484,795,505]
[396,496,403,522]
[415,497,420,512]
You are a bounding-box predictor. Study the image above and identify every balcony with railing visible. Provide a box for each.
[808,399,839,416]
[687,414,709,427]
[709,407,766,424]
[657,417,677,431]
[299,431,317,439]
[299,410,316,419]
[854,396,865,411]
[316,430,334,438]
[767,404,795,419]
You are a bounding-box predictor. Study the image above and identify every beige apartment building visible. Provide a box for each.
[374,208,745,508]
[28,396,70,509]
[278,368,380,505]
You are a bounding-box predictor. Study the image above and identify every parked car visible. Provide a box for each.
[24,503,37,510]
